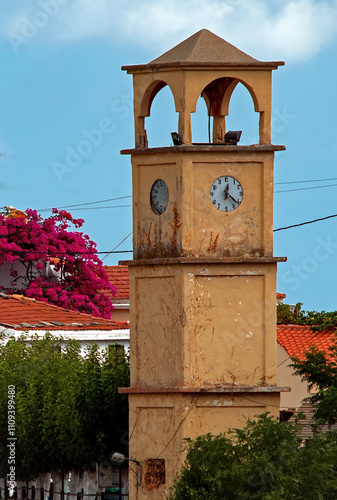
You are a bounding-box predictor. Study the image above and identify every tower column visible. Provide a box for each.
[120,29,287,499]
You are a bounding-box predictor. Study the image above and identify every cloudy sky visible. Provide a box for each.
[1,0,337,312]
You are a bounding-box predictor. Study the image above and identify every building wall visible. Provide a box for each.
[111,304,130,322]
[277,343,310,411]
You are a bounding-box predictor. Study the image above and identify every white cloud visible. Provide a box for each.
[2,0,337,62]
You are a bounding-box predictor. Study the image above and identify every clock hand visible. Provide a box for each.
[223,183,230,199]
[229,194,239,204]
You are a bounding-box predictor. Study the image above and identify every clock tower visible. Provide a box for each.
[120,29,287,499]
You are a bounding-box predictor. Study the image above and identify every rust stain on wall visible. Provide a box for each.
[168,203,182,249]
[207,231,220,252]
[141,222,153,248]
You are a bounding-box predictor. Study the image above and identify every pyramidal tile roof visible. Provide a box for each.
[150,29,259,66]
[277,324,336,361]
[123,29,284,71]
[104,265,129,300]
[0,293,129,331]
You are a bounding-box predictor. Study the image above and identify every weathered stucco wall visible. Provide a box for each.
[126,391,280,499]
[129,261,279,388]
[131,147,276,260]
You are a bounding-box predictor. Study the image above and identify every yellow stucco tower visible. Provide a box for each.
[120,29,286,499]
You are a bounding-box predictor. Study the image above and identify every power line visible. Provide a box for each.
[37,196,132,212]
[275,182,337,194]
[0,249,132,255]
[102,232,132,261]
[33,175,337,215]
[63,205,132,211]
[274,213,337,232]
[275,176,337,185]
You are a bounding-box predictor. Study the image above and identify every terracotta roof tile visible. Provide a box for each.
[150,29,259,66]
[123,29,284,70]
[277,324,336,361]
[277,293,286,300]
[104,265,129,300]
[0,294,129,331]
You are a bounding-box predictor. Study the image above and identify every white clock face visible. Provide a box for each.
[210,176,243,212]
[150,179,169,215]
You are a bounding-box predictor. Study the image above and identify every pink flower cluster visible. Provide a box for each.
[0,209,116,318]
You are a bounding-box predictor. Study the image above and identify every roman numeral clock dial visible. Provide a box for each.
[210,176,243,212]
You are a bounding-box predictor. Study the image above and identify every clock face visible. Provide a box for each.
[210,176,243,212]
[150,179,169,215]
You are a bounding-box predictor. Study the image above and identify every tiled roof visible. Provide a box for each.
[277,293,286,300]
[0,293,129,331]
[104,265,129,300]
[123,29,284,71]
[149,29,259,66]
[277,324,336,361]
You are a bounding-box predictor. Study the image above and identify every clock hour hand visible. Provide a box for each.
[223,183,230,199]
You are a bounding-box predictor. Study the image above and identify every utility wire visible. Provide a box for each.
[0,249,132,255]
[274,213,337,232]
[33,175,337,214]
[275,176,337,185]
[63,205,132,211]
[102,232,132,261]
[275,183,337,194]
[37,196,132,212]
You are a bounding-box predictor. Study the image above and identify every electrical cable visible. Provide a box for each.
[275,176,337,185]
[37,196,132,212]
[275,182,337,194]
[273,213,337,232]
[0,249,132,255]
[102,232,132,261]
[31,176,337,215]
[57,205,132,211]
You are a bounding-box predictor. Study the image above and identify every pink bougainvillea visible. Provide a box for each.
[0,209,116,318]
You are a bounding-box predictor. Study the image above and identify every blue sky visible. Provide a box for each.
[1,0,337,312]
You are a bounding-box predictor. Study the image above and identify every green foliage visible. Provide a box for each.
[278,303,337,425]
[291,340,337,425]
[277,303,337,331]
[169,414,337,500]
[0,335,129,481]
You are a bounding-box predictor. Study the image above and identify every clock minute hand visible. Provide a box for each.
[229,194,239,205]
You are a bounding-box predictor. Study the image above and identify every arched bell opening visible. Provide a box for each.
[226,81,260,145]
[191,77,261,145]
[139,81,179,148]
[191,95,209,143]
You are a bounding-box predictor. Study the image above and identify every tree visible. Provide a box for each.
[277,302,337,331]
[277,302,337,425]
[0,208,116,318]
[292,340,337,426]
[0,334,129,481]
[169,414,337,500]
